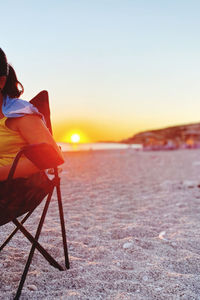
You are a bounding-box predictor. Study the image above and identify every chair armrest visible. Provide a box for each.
[22,143,64,170]
[7,143,64,181]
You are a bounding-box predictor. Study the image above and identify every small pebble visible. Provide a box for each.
[123,242,133,249]
[158,231,168,241]
[143,276,148,281]
[27,285,38,291]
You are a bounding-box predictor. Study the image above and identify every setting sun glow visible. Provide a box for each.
[70,133,80,143]
[62,129,90,144]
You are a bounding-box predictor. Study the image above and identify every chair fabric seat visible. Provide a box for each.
[0,172,52,226]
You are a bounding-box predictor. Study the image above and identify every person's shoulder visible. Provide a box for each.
[3,96,39,118]
[8,114,42,131]
[16,114,42,125]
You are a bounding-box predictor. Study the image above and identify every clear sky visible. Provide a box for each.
[1,0,200,142]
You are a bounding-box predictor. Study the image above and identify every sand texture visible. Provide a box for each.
[1,149,200,299]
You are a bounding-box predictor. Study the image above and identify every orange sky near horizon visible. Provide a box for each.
[52,116,195,144]
[52,119,134,143]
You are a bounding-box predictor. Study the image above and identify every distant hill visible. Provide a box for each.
[121,123,200,150]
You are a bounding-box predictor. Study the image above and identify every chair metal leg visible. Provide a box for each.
[0,211,33,252]
[12,203,64,270]
[14,189,63,299]
[55,173,70,269]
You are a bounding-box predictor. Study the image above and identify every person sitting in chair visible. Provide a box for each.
[0,48,64,223]
[0,48,63,180]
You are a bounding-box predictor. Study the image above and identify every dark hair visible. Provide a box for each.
[0,48,24,98]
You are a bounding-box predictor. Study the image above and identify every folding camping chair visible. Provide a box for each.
[0,91,69,300]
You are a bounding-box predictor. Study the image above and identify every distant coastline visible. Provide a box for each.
[120,122,200,151]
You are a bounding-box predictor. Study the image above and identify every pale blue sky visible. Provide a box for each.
[1,0,200,141]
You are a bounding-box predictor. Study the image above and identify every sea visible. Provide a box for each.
[58,142,142,152]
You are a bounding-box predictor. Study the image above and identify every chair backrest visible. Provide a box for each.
[29,91,64,168]
[30,90,52,134]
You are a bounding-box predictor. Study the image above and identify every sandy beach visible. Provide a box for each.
[1,148,200,299]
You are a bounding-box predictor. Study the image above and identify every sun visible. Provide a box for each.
[70,133,81,143]
[62,129,90,144]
